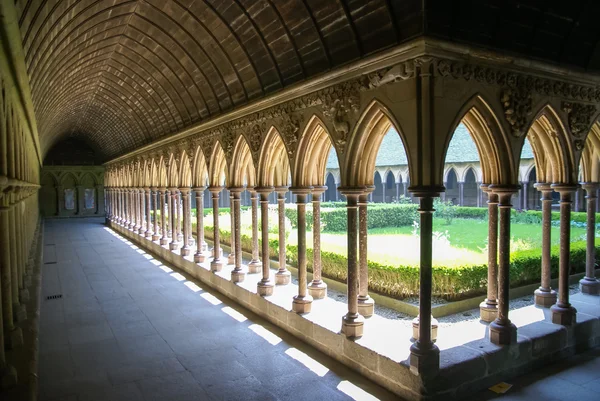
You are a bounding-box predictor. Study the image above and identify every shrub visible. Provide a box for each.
[433,199,457,225]
[321,204,418,232]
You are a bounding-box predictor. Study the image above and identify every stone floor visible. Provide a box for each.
[39,218,397,401]
[39,218,600,401]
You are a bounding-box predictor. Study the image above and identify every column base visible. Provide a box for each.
[19,288,30,304]
[145,231,152,239]
[489,319,517,345]
[160,237,169,246]
[257,280,274,296]
[292,295,313,314]
[411,316,439,341]
[534,288,557,307]
[177,234,184,242]
[479,300,498,322]
[275,269,291,285]
[152,234,160,241]
[138,228,145,235]
[210,259,224,272]
[308,281,327,299]
[341,313,364,338]
[180,247,190,257]
[248,260,262,274]
[357,296,375,318]
[227,253,235,265]
[580,277,600,295]
[551,303,577,326]
[0,365,18,389]
[231,269,246,283]
[169,242,178,251]
[13,303,27,322]
[194,252,210,263]
[5,327,23,349]
[409,341,440,376]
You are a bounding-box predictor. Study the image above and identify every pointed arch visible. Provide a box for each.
[443,96,513,185]
[460,165,479,183]
[524,105,573,184]
[157,156,168,188]
[230,135,256,188]
[167,154,179,188]
[191,146,208,188]
[150,158,159,186]
[580,122,600,182]
[444,167,458,183]
[343,100,411,187]
[80,172,97,186]
[178,150,193,188]
[208,142,227,187]
[293,115,336,187]
[142,159,151,187]
[257,127,290,187]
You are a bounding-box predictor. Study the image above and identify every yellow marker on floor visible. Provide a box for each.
[488,382,512,394]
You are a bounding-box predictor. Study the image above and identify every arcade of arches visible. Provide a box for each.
[2,1,600,400]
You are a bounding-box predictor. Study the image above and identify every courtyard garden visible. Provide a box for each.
[175,201,598,301]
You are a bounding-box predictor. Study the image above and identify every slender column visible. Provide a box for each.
[0,199,23,349]
[403,182,408,198]
[275,187,291,285]
[580,183,600,294]
[382,183,386,203]
[0,203,18,386]
[193,187,209,263]
[533,183,557,306]
[209,187,224,272]
[476,182,482,207]
[138,188,145,233]
[176,192,183,242]
[257,188,274,296]
[489,187,518,345]
[291,188,312,313]
[409,192,440,375]
[458,182,464,206]
[159,189,169,245]
[395,182,400,201]
[169,188,179,251]
[180,188,191,256]
[247,190,262,273]
[166,189,172,238]
[230,188,245,282]
[523,182,529,210]
[128,189,135,229]
[480,186,499,321]
[574,188,580,213]
[308,186,327,299]
[152,188,160,241]
[144,188,152,238]
[339,189,364,338]
[119,189,124,224]
[227,192,236,265]
[550,185,578,325]
[358,191,375,317]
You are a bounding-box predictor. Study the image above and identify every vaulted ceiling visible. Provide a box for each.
[16,0,600,162]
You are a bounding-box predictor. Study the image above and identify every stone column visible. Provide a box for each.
[119,188,124,223]
[522,181,529,210]
[533,183,557,306]
[458,181,464,206]
[574,188,581,213]
[403,182,409,198]
[159,189,169,245]
[358,191,375,317]
[76,185,84,215]
[247,190,262,273]
[128,189,135,230]
[0,199,23,349]
[275,187,291,285]
[480,186,498,322]
[489,186,518,345]
[409,191,440,376]
[169,188,179,251]
[227,192,236,265]
[166,189,172,238]
[209,187,224,272]
[339,188,364,338]
[176,191,183,242]
[257,187,274,296]
[230,188,245,282]
[550,185,578,325]
[8,199,25,322]
[395,182,400,201]
[308,186,327,299]
[55,185,63,216]
[138,188,145,233]
[476,182,482,207]
[193,187,209,263]
[580,183,600,294]
[291,188,312,313]
[382,183,386,203]
[144,188,152,237]
[180,188,191,256]
[152,188,160,241]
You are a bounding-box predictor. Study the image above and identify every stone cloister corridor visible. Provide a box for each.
[2,0,600,400]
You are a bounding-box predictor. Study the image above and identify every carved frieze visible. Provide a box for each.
[501,88,532,138]
[562,101,597,138]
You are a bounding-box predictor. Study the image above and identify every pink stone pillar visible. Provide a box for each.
[227,191,236,265]
[550,185,578,325]
[180,188,191,256]
[152,188,160,241]
[308,186,327,299]
[358,190,374,317]
[489,186,518,345]
[533,183,557,306]
[169,188,179,251]
[145,188,152,238]
[257,187,274,296]
[339,188,364,338]
[247,190,262,273]
[291,188,312,313]
[275,187,291,285]
[580,183,600,295]
[193,187,209,263]
[480,186,498,322]
[159,189,169,245]
[209,187,224,272]
[230,188,245,283]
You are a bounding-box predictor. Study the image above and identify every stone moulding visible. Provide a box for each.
[110,220,600,401]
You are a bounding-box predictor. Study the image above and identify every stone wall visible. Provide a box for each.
[40,166,105,218]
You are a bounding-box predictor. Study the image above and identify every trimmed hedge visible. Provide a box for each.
[197,223,597,300]
[319,204,419,232]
